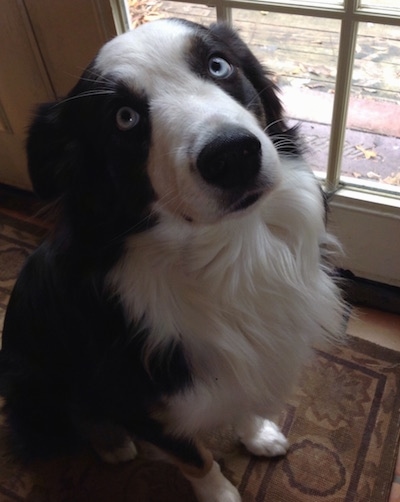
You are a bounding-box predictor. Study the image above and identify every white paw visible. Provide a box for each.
[187,461,241,502]
[97,439,138,464]
[238,417,289,457]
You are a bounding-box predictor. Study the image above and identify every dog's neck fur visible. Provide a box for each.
[107,159,343,433]
[108,159,331,320]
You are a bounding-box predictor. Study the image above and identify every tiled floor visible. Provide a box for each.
[349,307,400,502]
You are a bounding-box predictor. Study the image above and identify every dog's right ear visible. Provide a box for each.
[26,101,81,200]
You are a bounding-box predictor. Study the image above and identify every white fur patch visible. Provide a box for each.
[236,416,289,457]
[108,157,344,436]
[185,461,241,502]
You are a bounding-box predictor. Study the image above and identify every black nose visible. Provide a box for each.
[197,127,261,189]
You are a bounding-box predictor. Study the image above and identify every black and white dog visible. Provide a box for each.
[0,19,344,501]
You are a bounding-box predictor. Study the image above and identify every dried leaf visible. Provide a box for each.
[383,172,400,186]
[352,172,362,178]
[290,67,303,76]
[308,65,334,78]
[128,0,163,28]
[367,171,381,180]
[356,145,377,160]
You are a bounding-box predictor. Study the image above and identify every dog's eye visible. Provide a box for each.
[116,107,140,131]
[208,56,233,79]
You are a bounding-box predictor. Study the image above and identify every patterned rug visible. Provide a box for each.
[1,208,400,502]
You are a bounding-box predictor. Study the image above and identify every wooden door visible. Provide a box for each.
[0,0,118,189]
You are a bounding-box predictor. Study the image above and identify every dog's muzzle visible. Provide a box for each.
[197,126,261,190]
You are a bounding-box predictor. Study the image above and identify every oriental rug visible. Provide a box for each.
[0,207,400,502]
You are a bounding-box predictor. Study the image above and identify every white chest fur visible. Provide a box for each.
[107,165,343,435]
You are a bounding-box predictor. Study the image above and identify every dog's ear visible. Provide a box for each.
[209,23,286,136]
[26,101,82,201]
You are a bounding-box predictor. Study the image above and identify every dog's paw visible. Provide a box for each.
[187,461,241,502]
[96,439,138,464]
[238,417,289,457]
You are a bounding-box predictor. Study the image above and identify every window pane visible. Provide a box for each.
[154,1,215,24]
[231,9,340,179]
[341,21,400,193]
[265,0,343,5]
[127,0,215,27]
[360,0,400,10]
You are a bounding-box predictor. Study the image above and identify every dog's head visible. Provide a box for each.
[28,19,298,231]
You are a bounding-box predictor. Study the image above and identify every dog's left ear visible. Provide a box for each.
[26,101,82,200]
[209,23,286,136]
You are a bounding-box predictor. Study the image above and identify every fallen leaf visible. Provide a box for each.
[308,65,334,78]
[353,172,362,178]
[367,171,381,180]
[383,172,400,186]
[128,0,163,28]
[356,145,378,160]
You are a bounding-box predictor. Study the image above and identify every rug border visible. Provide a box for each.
[347,335,400,500]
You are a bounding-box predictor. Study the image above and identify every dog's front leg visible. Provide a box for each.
[185,460,241,502]
[174,441,241,502]
[236,415,289,457]
[83,421,138,464]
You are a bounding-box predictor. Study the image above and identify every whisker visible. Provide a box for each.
[263,118,287,134]
[79,72,119,88]
[245,82,278,111]
[271,133,303,156]
[52,89,116,108]
[66,66,118,88]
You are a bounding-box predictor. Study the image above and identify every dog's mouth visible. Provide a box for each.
[182,191,265,223]
[231,191,263,213]
[180,189,266,223]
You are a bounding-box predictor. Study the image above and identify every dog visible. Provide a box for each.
[0,18,344,501]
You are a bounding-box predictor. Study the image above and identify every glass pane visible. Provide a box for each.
[134,0,216,25]
[127,0,164,27]
[341,21,400,193]
[265,0,343,5]
[231,9,340,179]
[360,0,400,10]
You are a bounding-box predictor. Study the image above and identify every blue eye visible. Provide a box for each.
[208,56,233,79]
[116,106,140,131]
